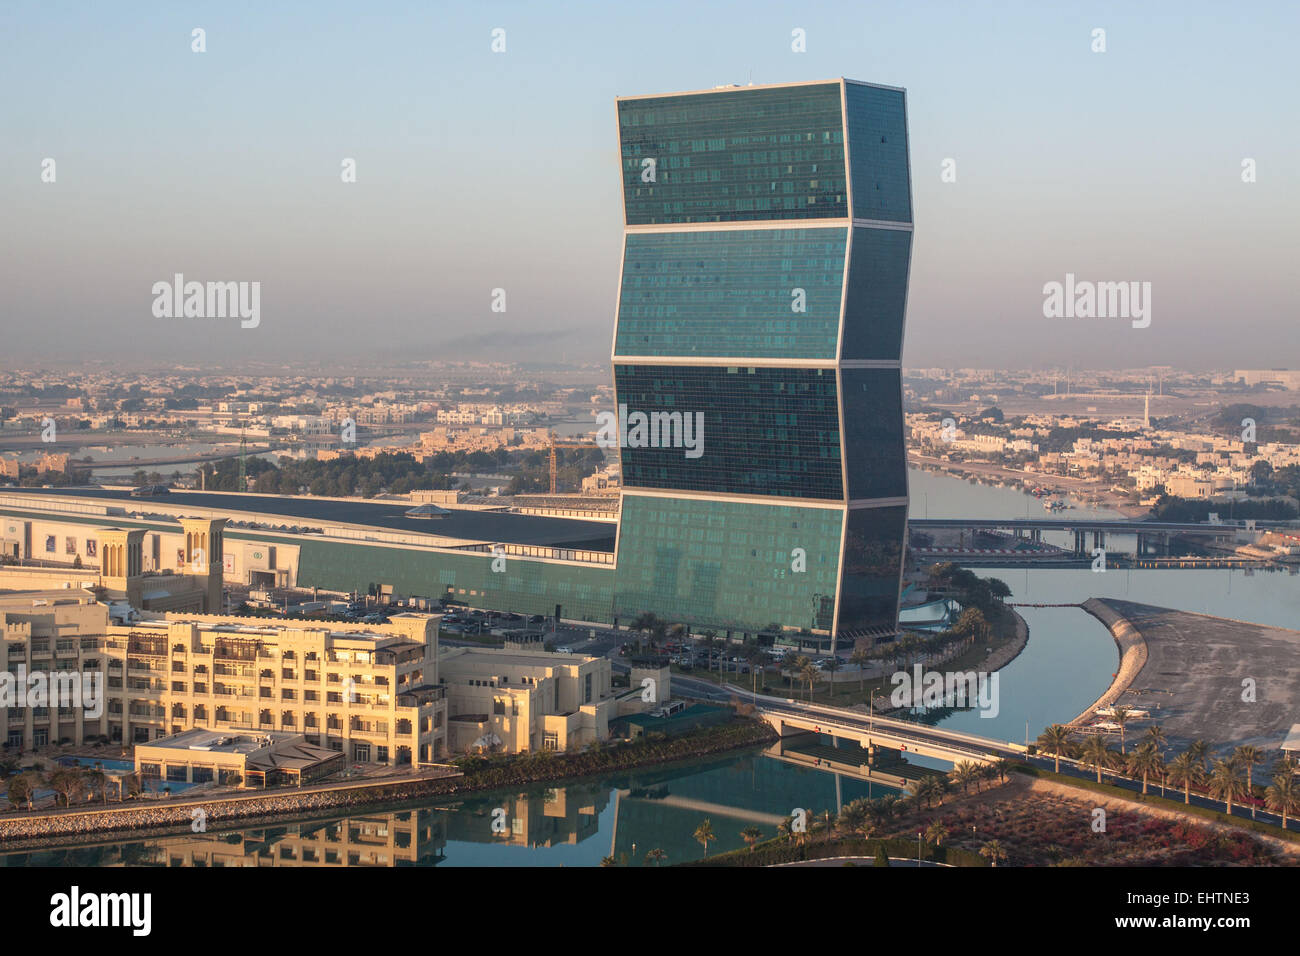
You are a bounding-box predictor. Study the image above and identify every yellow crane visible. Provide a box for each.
[548,431,592,495]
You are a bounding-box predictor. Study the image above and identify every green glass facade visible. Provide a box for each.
[612,495,840,633]
[293,538,616,623]
[615,228,846,359]
[612,80,912,644]
[619,83,847,225]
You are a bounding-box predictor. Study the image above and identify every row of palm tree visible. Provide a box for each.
[1037,723,1300,824]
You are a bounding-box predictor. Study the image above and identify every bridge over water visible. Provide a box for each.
[750,694,1026,768]
[909,516,1252,558]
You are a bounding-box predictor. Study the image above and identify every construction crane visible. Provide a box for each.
[548,431,592,495]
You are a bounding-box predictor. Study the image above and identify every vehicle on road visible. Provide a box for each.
[130,484,170,497]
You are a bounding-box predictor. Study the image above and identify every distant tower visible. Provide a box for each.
[179,516,227,612]
[1144,391,1150,428]
[99,528,145,608]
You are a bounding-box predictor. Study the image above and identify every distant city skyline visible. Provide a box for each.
[2,1,1298,368]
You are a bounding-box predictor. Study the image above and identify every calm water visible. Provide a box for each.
[14,469,1297,866]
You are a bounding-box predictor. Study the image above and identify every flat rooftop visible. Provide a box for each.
[1,487,616,551]
[140,728,295,755]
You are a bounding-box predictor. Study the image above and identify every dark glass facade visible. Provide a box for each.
[614,364,843,499]
[619,84,847,225]
[844,82,911,223]
[841,226,912,360]
[837,506,908,632]
[840,368,908,501]
[612,80,911,644]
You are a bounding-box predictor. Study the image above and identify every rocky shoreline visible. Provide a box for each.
[1072,597,1149,725]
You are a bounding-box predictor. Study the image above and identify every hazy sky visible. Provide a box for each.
[2,1,1297,370]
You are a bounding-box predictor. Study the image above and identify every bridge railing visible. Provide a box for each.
[758,694,1028,753]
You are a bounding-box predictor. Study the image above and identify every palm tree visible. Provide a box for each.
[1126,742,1163,795]
[951,762,979,794]
[925,775,950,807]
[1166,751,1204,804]
[645,848,667,867]
[744,644,766,694]
[708,634,726,681]
[850,647,872,694]
[777,817,795,843]
[1266,773,1298,829]
[799,662,818,702]
[821,657,842,698]
[1111,706,1131,755]
[694,818,717,857]
[740,826,763,851]
[905,777,931,809]
[83,768,108,804]
[1037,724,1074,773]
[980,763,999,790]
[925,821,949,847]
[979,840,1007,867]
[864,800,890,834]
[1143,726,1169,794]
[1187,739,1211,773]
[1143,724,1167,755]
[1208,759,1247,816]
[631,612,662,654]
[1274,755,1298,779]
[1078,735,1118,784]
[837,800,867,837]
[1233,745,1264,818]
[991,759,1012,784]
[600,855,618,867]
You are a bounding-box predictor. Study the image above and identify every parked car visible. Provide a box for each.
[130,484,169,497]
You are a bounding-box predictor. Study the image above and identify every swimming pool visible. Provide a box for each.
[55,756,199,792]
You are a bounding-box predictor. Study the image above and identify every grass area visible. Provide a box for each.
[685,834,987,868]
[690,767,1286,867]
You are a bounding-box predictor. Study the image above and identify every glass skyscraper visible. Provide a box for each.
[610,79,912,649]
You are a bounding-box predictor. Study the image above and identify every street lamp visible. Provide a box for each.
[917,831,922,865]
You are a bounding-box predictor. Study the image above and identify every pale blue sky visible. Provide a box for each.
[1,0,1297,369]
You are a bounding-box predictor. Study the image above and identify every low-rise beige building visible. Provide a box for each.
[1,590,622,764]
[1,595,447,764]
[134,728,343,788]
[439,647,614,753]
